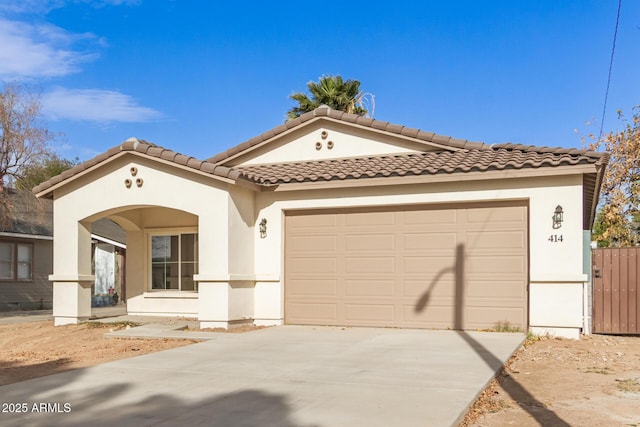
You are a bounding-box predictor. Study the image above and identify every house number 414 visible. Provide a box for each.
[548,234,563,243]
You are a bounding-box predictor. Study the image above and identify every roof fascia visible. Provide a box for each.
[91,234,127,249]
[0,231,53,241]
[262,163,599,192]
[588,163,607,229]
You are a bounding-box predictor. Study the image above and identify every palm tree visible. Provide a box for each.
[287,75,370,120]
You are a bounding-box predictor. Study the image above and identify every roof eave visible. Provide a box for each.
[255,163,599,192]
[586,161,608,230]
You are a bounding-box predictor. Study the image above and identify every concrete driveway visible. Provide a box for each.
[0,326,523,427]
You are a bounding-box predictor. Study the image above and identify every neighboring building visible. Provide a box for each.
[0,189,125,311]
[0,190,53,310]
[34,107,608,338]
[91,217,127,307]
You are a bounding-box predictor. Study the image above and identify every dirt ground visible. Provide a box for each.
[461,334,640,427]
[0,320,196,387]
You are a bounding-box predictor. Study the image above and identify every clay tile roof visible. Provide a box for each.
[235,146,607,186]
[33,138,244,195]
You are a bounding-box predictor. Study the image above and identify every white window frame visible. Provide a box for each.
[146,228,198,292]
[0,241,33,281]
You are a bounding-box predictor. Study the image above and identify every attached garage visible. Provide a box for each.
[285,201,528,330]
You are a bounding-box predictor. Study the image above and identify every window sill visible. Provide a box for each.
[143,291,198,299]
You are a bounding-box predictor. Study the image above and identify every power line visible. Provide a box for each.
[598,0,622,140]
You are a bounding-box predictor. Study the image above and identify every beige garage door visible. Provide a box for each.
[285,202,528,330]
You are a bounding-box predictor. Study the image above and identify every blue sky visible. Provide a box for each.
[1,0,638,162]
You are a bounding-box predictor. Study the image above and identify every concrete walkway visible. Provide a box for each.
[0,326,523,427]
[0,306,128,325]
[0,306,222,339]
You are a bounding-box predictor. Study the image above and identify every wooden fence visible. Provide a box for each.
[592,247,640,334]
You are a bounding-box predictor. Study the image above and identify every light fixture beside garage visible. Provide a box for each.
[259,218,267,238]
[553,205,564,229]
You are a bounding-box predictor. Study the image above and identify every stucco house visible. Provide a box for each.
[34,107,608,338]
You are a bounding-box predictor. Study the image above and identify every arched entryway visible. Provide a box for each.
[52,204,201,325]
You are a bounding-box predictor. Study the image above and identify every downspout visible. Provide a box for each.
[582,230,594,335]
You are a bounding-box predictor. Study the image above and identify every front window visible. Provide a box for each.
[0,242,33,281]
[150,233,198,291]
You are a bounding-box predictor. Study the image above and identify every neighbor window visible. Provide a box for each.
[0,242,33,281]
[150,233,198,291]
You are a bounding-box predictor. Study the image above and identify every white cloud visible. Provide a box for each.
[42,87,164,123]
[0,18,98,80]
[0,1,140,14]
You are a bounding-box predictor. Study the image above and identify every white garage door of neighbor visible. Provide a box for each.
[284,202,528,330]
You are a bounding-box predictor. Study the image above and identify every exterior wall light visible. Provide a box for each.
[259,218,267,238]
[553,205,563,229]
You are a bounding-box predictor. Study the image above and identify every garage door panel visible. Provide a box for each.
[466,280,526,298]
[345,304,395,322]
[402,280,455,298]
[345,234,396,251]
[403,209,457,225]
[402,304,454,327]
[288,279,338,296]
[404,256,456,274]
[345,257,396,273]
[285,203,527,329]
[466,256,526,274]
[404,232,457,250]
[345,280,395,297]
[466,231,526,250]
[289,257,337,274]
[289,235,338,251]
[291,214,338,228]
[345,211,396,226]
[288,302,337,321]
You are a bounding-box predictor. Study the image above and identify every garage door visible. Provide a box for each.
[285,202,528,330]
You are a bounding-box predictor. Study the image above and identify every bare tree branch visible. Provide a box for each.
[0,82,56,228]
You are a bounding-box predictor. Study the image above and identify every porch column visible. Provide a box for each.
[51,277,94,325]
[195,212,231,328]
[51,221,94,326]
[196,277,231,328]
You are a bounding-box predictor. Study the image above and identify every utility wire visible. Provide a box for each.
[599,0,622,140]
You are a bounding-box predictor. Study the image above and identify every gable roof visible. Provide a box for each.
[33,137,245,196]
[207,106,487,164]
[32,107,608,229]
